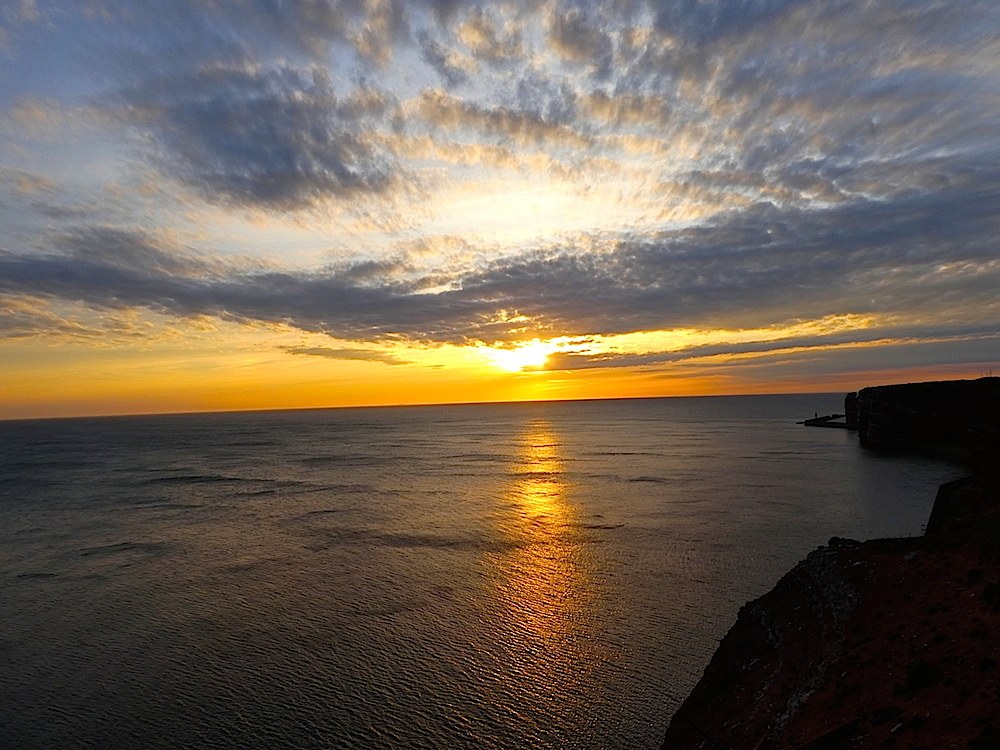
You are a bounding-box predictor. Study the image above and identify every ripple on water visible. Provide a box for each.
[0,396,965,749]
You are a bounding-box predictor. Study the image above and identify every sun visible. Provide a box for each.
[484,339,558,372]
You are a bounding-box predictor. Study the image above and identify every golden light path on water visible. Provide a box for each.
[505,421,581,641]
[489,418,609,718]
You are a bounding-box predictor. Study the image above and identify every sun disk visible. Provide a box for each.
[484,340,558,372]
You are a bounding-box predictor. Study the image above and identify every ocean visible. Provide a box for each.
[0,394,965,749]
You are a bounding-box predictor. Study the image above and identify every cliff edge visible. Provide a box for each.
[661,378,1000,750]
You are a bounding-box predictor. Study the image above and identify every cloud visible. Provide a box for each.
[1,98,80,139]
[0,292,163,342]
[282,346,409,365]
[52,226,216,277]
[62,0,1000,219]
[417,30,477,87]
[455,8,523,62]
[0,0,44,55]
[648,0,816,43]
[1,162,998,350]
[580,92,671,128]
[351,0,410,66]
[0,168,55,195]
[0,294,99,340]
[652,334,1000,382]
[546,5,612,73]
[411,89,590,149]
[2,0,999,386]
[93,0,500,72]
[114,64,400,209]
[545,328,1000,372]
[332,256,414,283]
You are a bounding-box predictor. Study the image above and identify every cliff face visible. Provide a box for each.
[662,378,1000,750]
[847,377,1000,462]
[661,517,1000,749]
[661,539,859,749]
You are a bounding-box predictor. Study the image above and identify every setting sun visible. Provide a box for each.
[483,340,559,372]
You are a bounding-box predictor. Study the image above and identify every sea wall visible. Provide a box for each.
[660,377,1000,749]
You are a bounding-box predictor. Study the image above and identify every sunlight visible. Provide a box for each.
[491,419,591,652]
[483,339,560,372]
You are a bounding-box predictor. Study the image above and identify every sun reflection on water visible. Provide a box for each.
[494,420,591,661]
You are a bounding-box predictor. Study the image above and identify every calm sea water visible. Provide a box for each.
[0,395,964,749]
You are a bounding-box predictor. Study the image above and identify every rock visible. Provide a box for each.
[660,378,1000,749]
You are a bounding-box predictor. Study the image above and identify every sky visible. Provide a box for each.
[0,0,998,418]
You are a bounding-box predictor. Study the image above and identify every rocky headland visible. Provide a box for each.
[661,377,1000,750]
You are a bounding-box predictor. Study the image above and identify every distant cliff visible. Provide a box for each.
[848,376,1000,462]
[660,377,1000,750]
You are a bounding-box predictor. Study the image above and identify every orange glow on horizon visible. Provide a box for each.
[2,325,996,420]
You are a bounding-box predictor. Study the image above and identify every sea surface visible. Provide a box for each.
[0,395,965,749]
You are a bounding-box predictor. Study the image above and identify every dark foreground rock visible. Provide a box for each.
[662,378,1000,750]
[661,506,1000,749]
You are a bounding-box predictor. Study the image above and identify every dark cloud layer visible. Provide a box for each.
[649,0,815,42]
[118,66,399,208]
[2,164,998,347]
[547,330,1000,372]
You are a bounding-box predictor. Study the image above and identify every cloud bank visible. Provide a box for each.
[0,0,997,376]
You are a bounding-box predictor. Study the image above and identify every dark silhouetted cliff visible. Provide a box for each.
[661,377,1000,750]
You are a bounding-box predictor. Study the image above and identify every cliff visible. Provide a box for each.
[848,377,1000,463]
[661,378,1000,750]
